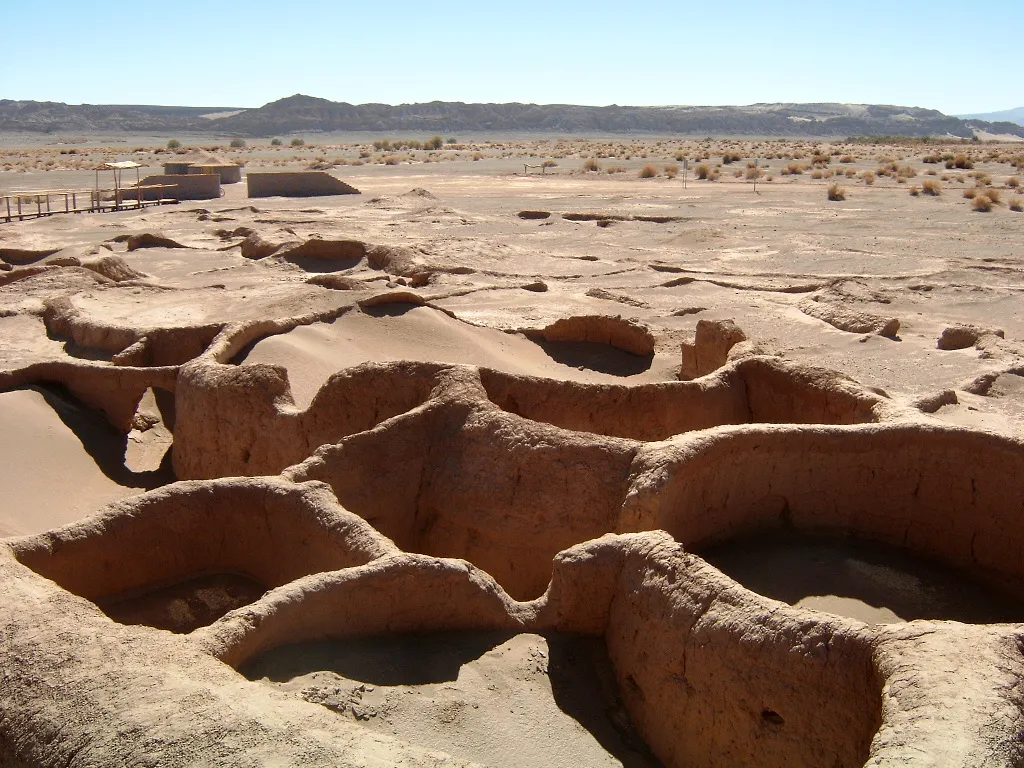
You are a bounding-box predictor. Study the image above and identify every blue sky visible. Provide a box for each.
[6,0,1021,114]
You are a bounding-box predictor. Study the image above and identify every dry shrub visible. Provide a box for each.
[921,179,942,196]
[986,188,1002,204]
[583,158,600,172]
[862,171,876,185]
[972,194,993,212]
[664,163,679,178]
[383,155,399,165]
[963,188,978,199]
[898,165,918,178]
[784,162,806,175]
[947,154,973,169]
[909,185,921,196]
[472,152,483,161]
[1009,198,1023,212]
[827,183,846,201]
[922,154,942,164]
[744,166,761,180]
[840,154,856,163]
[811,170,824,179]
[639,164,659,178]
[722,152,742,164]
[1008,176,1021,189]
[695,163,711,180]
[845,168,857,178]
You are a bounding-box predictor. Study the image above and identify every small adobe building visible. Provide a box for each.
[161,152,242,184]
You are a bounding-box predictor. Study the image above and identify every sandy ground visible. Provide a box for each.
[2,136,1023,763]
[244,631,659,768]
[701,534,1024,624]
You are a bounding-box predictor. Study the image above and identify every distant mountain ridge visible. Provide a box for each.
[957,107,1024,127]
[3,95,1023,139]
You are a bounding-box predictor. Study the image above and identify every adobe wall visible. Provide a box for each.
[625,423,1024,594]
[131,174,221,200]
[189,165,242,184]
[246,171,360,198]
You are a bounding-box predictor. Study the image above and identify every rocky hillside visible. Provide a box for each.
[3,95,1022,138]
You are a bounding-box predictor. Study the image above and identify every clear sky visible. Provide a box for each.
[5,0,1021,114]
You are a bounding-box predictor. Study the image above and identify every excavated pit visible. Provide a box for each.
[701,532,1024,624]
[242,631,661,768]
[11,477,394,633]
[480,356,885,441]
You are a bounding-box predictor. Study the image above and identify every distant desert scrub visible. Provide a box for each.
[909,185,921,196]
[229,138,246,148]
[946,154,973,170]
[290,138,305,147]
[583,158,601,172]
[827,183,846,201]
[783,162,807,175]
[639,164,659,178]
[972,194,993,212]
[605,166,626,174]
[986,188,1003,204]
[722,152,742,164]
[270,138,283,146]
[695,163,712,179]
[862,171,876,185]
[963,188,978,199]
[664,163,679,178]
[1009,198,1023,212]
[1008,176,1021,189]
[921,179,942,196]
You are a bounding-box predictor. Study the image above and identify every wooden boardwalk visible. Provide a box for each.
[2,184,179,223]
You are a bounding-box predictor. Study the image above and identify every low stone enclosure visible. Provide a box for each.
[246,171,361,198]
[4,345,1024,766]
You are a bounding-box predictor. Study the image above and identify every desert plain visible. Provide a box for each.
[1,134,1024,767]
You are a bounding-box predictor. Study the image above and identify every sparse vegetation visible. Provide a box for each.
[290,138,305,147]
[921,179,942,196]
[583,158,600,172]
[972,194,993,212]
[664,163,679,178]
[827,183,846,201]
[270,138,283,146]
[229,138,246,148]
[1010,198,1023,212]
[909,185,921,196]
[639,164,659,178]
[862,171,876,185]
[426,135,444,150]
[166,139,181,149]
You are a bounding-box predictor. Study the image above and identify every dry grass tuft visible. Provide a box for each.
[1009,198,1023,212]
[827,183,846,201]
[638,164,659,178]
[664,163,679,178]
[921,179,942,196]
[862,171,876,185]
[1008,176,1021,189]
[972,194,993,212]
[909,185,921,196]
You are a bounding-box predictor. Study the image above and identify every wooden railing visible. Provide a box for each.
[2,184,179,223]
